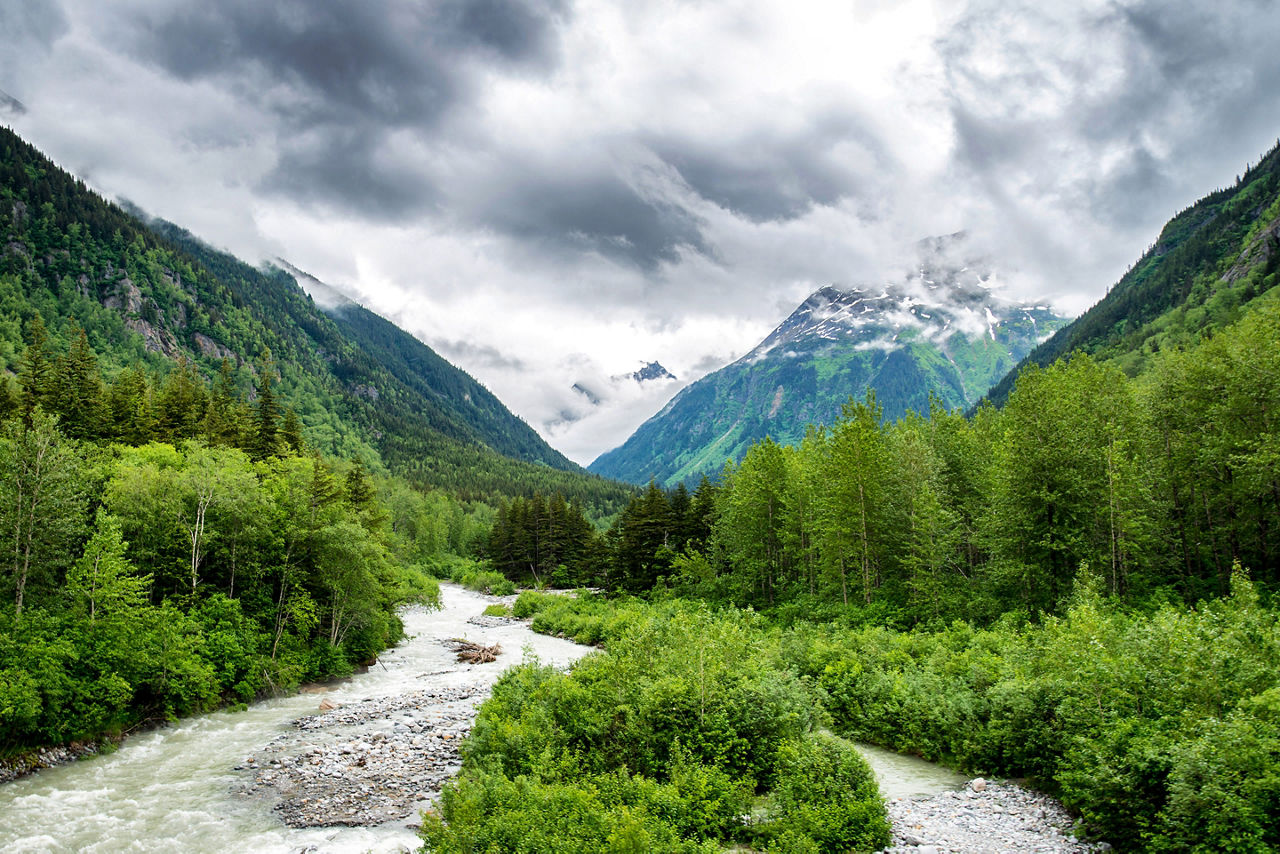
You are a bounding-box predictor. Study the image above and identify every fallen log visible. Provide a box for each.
[444,639,502,664]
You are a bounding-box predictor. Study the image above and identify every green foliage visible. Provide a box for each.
[779,573,1280,851]
[453,566,517,596]
[754,732,889,854]
[427,597,888,853]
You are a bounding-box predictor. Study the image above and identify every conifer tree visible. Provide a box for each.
[54,325,105,440]
[252,351,280,460]
[280,407,304,454]
[17,314,53,425]
[203,358,246,447]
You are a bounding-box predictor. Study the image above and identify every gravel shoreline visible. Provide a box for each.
[880,778,1112,854]
[233,682,484,827]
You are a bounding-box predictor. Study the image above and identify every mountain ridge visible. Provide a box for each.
[591,244,1067,486]
[0,125,633,513]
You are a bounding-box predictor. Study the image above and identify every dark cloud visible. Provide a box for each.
[119,0,568,217]
[652,113,884,223]
[939,0,1280,239]
[476,166,713,271]
[261,127,439,220]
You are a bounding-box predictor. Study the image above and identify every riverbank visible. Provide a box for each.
[0,585,589,854]
[0,740,108,785]
[879,778,1110,854]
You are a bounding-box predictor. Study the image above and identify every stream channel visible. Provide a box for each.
[0,583,966,853]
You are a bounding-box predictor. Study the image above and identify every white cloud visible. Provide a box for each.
[6,0,1280,463]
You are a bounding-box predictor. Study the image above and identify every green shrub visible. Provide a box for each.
[754,732,889,853]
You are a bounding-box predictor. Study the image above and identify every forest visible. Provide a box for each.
[3,117,1280,851]
[450,295,1280,852]
[0,321,482,756]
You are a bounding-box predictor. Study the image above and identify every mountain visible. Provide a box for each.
[985,139,1280,406]
[624,362,677,383]
[591,237,1067,486]
[0,126,633,513]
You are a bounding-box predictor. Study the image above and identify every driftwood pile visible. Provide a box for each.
[444,639,502,664]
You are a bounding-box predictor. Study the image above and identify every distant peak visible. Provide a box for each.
[630,361,677,383]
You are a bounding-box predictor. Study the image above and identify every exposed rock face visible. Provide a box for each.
[1224,216,1280,283]
[125,316,180,357]
[104,277,143,314]
[193,332,237,362]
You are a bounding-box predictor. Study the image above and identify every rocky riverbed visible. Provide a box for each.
[227,602,583,831]
[880,778,1111,854]
[234,682,483,827]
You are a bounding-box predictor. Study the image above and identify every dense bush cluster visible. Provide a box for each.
[787,570,1280,850]
[422,596,889,853]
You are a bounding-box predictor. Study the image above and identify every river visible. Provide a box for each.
[0,584,588,854]
[0,584,970,854]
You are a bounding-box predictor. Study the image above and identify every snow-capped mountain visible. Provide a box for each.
[590,239,1069,487]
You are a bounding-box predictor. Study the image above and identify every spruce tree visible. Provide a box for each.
[17,314,53,425]
[252,350,280,460]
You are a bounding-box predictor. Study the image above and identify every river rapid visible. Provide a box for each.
[1,584,991,854]
[0,584,588,854]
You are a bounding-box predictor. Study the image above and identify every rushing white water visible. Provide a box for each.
[1,584,971,853]
[0,584,590,854]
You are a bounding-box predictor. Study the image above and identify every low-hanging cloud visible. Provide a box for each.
[7,0,1280,462]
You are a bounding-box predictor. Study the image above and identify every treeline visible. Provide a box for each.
[0,125,634,518]
[0,324,477,755]
[484,480,715,589]
[615,300,1280,623]
[491,303,1280,619]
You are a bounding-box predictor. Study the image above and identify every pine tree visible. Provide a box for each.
[252,351,280,460]
[17,314,53,425]
[203,358,246,448]
[345,458,375,508]
[280,408,304,454]
[54,325,105,440]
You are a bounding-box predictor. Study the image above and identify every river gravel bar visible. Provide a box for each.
[881,779,1112,854]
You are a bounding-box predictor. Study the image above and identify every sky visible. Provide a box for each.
[3,0,1280,465]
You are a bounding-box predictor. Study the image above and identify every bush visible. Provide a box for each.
[754,732,889,853]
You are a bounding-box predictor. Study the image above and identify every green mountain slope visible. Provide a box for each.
[0,125,631,512]
[591,244,1067,487]
[985,139,1280,406]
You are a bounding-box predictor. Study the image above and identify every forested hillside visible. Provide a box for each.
[0,319,481,755]
[986,138,1280,405]
[0,126,633,516]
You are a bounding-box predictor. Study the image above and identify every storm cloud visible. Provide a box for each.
[5,0,1280,462]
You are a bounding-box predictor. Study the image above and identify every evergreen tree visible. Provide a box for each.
[17,314,53,425]
[53,325,105,440]
[155,357,207,442]
[252,351,280,460]
[280,407,304,454]
[202,358,246,448]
